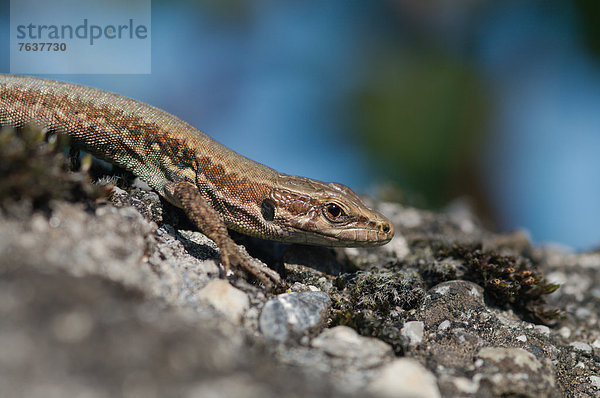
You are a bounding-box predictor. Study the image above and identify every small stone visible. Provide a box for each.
[316,277,333,293]
[438,320,451,331]
[533,325,550,336]
[401,321,424,346]
[558,326,571,339]
[311,326,393,368]
[366,358,441,398]
[592,338,600,349]
[259,291,330,342]
[198,280,249,324]
[474,347,555,396]
[449,376,479,394]
[516,335,527,342]
[477,347,542,372]
[432,285,450,295]
[569,342,592,354]
[590,376,600,389]
[289,282,311,293]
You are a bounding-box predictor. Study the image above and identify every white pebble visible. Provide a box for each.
[366,358,440,398]
[401,321,424,346]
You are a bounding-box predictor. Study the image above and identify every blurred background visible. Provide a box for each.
[1,0,599,250]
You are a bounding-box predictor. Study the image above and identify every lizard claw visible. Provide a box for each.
[218,239,281,287]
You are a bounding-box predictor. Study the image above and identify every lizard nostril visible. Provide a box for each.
[381,223,391,234]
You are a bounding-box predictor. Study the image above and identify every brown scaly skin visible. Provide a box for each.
[0,74,394,287]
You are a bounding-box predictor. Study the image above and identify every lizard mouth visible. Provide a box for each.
[286,225,394,247]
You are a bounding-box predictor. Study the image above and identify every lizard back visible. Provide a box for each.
[0,74,279,202]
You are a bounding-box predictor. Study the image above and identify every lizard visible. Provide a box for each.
[0,74,394,287]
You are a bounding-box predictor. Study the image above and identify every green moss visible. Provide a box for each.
[329,271,425,353]
[431,242,562,324]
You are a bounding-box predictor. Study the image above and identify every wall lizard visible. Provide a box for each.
[0,74,394,287]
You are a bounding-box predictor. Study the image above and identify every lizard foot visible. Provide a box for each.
[173,181,282,287]
[217,237,282,287]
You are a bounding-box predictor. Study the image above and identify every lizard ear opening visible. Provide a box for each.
[261,199,275,221]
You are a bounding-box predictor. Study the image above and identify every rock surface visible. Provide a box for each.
[198,280,249,324]
[1,146,600,397]
[260,291,330,342]
[474,347,555,397]
[311,325,393,367]
[366,358,441,398]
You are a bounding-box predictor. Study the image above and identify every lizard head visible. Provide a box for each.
[264,175,394,247]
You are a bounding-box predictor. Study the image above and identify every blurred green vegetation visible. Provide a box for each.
[574,0,600,59]
[354,50,489,208]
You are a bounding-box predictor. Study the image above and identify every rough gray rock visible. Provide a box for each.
[474,347,555,397]
[2,162,600,397]
[0,266,346,398]
[260,291,331,342]
[311,325,393,368]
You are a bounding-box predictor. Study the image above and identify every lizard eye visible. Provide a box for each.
[323,203,345,222]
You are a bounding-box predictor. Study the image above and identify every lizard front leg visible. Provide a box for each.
[172,181,281,287]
